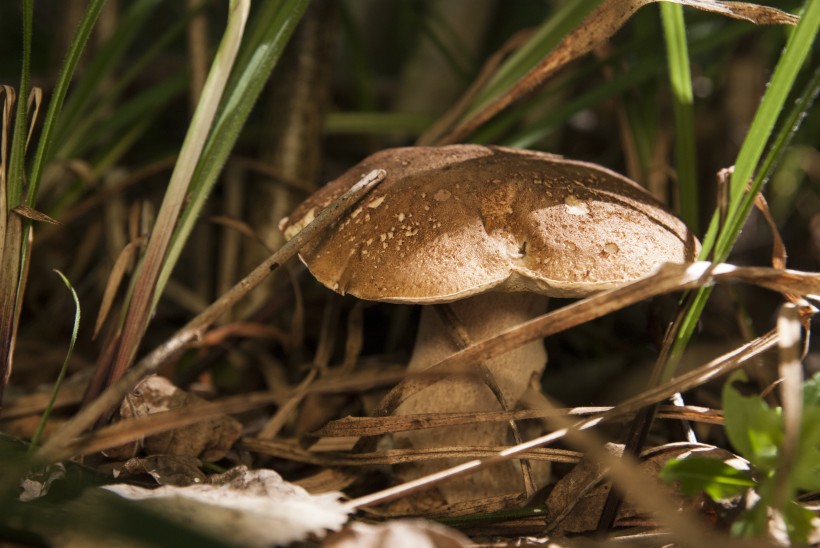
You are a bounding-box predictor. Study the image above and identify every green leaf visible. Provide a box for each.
[792,374,820,491]
[661,457,756,500]
[722,372,783,471]
[803,372,820,407]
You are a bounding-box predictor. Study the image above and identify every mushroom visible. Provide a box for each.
[279,145,698,506]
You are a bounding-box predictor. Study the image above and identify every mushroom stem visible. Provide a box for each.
[392,291,549,505]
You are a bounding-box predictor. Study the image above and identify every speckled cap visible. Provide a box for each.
[280,145,699,303]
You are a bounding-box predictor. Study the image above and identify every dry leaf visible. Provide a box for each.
[103,375,241,461]
[18,463,67,502]
[104,466,350,546]
[324,520,471,548]
[11,204,60,224]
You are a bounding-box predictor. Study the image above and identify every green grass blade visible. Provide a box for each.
[53,0,164,154]
[27,270,80,455]
[7,1,33,208]
[110,0,251,382]
[660,2,698,230]
[26,0,107,206]
[58,5,191,159]
[156,0,311,306]
[668,0,819,380]
[70,71,188,159]
[714,1,819,261]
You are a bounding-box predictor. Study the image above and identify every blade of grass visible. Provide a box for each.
[27,271,80,454]
[0,2,33,410]
[59,7,193,159]
[47,73,189,218]
[53,0,164,154]
[156,0,311,308]
[671,0,819,374]
[660,2,698,230]
[26,0,107,206]
[5,2,32,208]
[107,0,251,387]
[0,214,23,410]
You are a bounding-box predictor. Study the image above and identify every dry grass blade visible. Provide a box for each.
[257,367,318,440]
[196,322,291,348]
[24,87,42,150]
[0,86,16,411]
[313,405,722,438]
[754,193,787,271]
[771,303,804,513]
[0,85,14,258]
[0,213,22,410]
[34,169,386,462]
[2,382,86,419]
[345,327,779,511]
[94,237,146,339]
[242,438,581,467]
[207,214,272,253]
[10,205,59,224]
[373,262,819,418]
[436,0,797,145]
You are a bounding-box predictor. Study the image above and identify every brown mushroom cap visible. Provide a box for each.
[280,145,699,303]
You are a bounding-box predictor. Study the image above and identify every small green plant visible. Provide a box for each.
[662,372,820,544]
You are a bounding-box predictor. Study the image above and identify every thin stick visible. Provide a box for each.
[35,169,386,462]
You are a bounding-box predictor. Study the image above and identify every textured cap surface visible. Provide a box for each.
[280,145,699,303]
